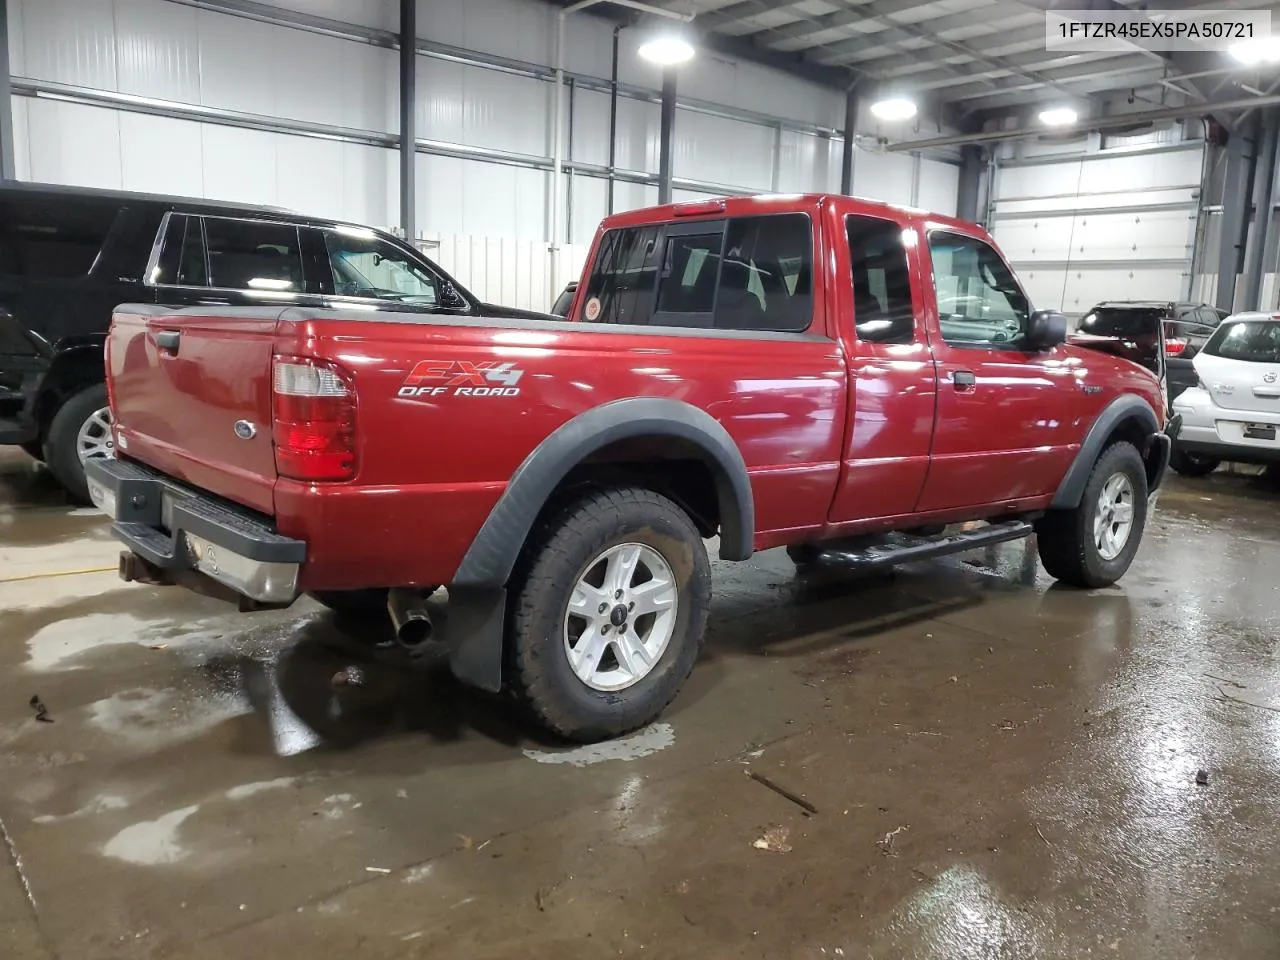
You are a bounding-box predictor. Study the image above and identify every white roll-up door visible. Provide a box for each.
[990,141,1204,319]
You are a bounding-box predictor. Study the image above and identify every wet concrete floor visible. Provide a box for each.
[2,449,1280,958]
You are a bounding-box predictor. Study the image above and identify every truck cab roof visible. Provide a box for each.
[599,193,987,238]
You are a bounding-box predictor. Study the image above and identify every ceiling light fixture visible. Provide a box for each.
[1229,37,1280,65]
[870,97,918,122]
[1039,106,1079,127]
[637,17,697,66]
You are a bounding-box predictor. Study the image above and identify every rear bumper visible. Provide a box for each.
[85,457,306,604]
[1172,389,1280,463]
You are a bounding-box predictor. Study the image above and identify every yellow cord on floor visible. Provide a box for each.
[0,565,117,584]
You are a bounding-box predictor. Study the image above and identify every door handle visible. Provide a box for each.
[155,330,181,353]
[953,369,976,389]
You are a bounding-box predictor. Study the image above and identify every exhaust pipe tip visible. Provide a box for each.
[396,615,433,648]
[387,587,435,649]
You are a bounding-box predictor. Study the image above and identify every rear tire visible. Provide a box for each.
[508,487,711,742]
[1169,443,1221,477]
[44,384,111,504]
[1035,441,1148,588]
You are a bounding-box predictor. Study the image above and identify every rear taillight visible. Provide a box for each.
[272,356,357,481]
[1165,338,1187,356]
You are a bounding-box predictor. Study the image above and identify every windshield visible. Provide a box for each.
[1203,319,1280,362]
[1077,307,1164,338]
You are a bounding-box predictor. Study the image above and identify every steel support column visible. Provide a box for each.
[606,26,619,215]
[0,0,15,181]
[840,87,857,195]
[398,0,416,242]
[956,144,984,224]
[1217,116,1262,313]
[658,68,676,205]
[1243,111,1280,311]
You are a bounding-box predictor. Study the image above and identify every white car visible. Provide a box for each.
[1170,311,1280,476]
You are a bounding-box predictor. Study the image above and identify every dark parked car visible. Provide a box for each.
[551,281,578,317]
[1075,300,1224,402]
[0,181,513,500]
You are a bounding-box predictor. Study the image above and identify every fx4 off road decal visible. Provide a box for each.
[398,360,525,399]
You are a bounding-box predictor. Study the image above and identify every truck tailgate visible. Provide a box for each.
[108,305,282,515]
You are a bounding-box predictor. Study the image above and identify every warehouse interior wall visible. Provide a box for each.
[5,0,960,311]
[989,124,1205,320]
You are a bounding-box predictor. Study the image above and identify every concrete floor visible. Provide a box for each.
[2,450,1280,959]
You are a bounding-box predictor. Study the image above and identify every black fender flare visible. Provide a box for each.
[1050,395,1159,509]
[453,396,754,588]
[442,398,754,694]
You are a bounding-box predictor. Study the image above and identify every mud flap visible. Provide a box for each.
[443,585,507,693]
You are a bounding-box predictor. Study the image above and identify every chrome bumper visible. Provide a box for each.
[85,458,305,605]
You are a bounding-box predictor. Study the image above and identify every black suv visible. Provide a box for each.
[0,182,539,501]
[1075,300,1225,402]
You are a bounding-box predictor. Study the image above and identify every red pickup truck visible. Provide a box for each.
[87,194,1174,741]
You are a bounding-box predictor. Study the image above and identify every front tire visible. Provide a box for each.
[44,384,112,503]
[1035,441,1148,588]
[1169,443,1221,477]
[509,487,711,742]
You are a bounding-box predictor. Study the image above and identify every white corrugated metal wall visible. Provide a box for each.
[990,128,1204,319]
[5,0,961,310]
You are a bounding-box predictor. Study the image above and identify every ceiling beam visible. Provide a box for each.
[813,23,1047,66]
[797,0,1106,106]
[701,0,977,44]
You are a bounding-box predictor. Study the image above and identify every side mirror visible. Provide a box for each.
[439,281,467,310]
[1025,309,1067,349]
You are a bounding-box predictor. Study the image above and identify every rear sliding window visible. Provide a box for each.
[1077,307,1164,338]
[580,214,813,333]
[1203,320,1280,363]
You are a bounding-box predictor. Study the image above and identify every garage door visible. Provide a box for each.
[990,143,1203,318]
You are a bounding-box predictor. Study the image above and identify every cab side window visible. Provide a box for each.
[149,214,305,294]
[579,216,814,333]
[322,229,439,306]
[580,226,662,325]
[847,214,915,344]
[929,231,1030,346]
[204,218,304,293]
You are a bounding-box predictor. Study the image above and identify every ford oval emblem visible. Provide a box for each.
[234,420,257,440]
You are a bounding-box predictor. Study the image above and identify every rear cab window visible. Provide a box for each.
[579,213,814,333]
[1203,319,1280,362]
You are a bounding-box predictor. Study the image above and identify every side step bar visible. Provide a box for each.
[818,520,1034,569]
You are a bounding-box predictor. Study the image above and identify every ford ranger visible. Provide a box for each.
[87,194,1176,742]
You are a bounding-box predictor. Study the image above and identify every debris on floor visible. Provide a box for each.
[1196,769,1210,786]
[878,825,908,856]
[28,694,52,723]
[752,826,792,853]
[747,770,819,815]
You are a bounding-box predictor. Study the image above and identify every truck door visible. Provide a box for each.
[915,226,1078,512]
[827,212,937,523]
